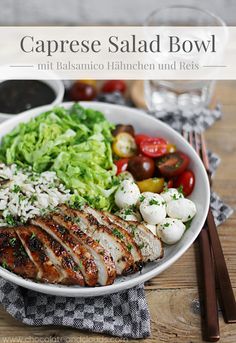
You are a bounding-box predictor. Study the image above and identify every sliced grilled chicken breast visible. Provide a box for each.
[105,212,163,262]
[26,226,84,285]
[52,213,116,286]
[83,206,143,265]
[16,226,64,284]
[59,205,134,275]
[31,217,98,286]
[0,228,38,279]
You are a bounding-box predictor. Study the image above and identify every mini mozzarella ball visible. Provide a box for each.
[118,171,134,182]
[140,194,166,225]
[167,198,197,222]
[161,188,184,204]
[142,222,157,235]
[115,180,140,209]
[116,208,142,222]
[157,218,186,244]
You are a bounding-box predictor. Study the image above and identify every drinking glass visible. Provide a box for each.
[144,6,227,115]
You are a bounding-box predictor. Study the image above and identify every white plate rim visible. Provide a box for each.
[0,101,210,297]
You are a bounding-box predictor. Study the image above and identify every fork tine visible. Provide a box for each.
[189,131,194,149]
[200,132,210,173]
[182,129,189,141]
[194,131,201,157]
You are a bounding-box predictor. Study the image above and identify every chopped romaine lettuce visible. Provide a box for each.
[0,103,118,210]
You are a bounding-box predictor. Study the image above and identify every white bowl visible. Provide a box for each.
[0,80,65,123]
[0,102,210,297]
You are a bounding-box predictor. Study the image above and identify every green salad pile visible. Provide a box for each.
[0,103,118,210]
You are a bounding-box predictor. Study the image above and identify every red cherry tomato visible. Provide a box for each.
[167,179,174,188]
[174,170,195,196]
[102,80,126,94]
[135,134,151,146]
[140,138,168,158]
[115,158,129,175]
[156,151,190,178]
[69,82,96,101]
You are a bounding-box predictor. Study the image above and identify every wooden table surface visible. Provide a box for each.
[0,81,235,343]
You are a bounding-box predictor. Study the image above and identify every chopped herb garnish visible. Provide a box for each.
[177,185,183,194]
[5,214,16,226]
[139,195,145,202]
[9,237,17,247]
[1,259,8,269]
[149,199,159,206]
[30,195,37,202]
[172,194,178,200]
[13,184,21,193]
[138,242,145,249]
[112,228,124,240]
[127,243,133,252]
[129,225,137,236]
[73,265,80,272]
[124,208,133,216]
[163,223,170,228]
[30,232,36,239]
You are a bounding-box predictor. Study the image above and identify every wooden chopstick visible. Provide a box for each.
[200,133,236,323]
[207,210,236,323]
[199,226,220,342]
[183,129,220,341]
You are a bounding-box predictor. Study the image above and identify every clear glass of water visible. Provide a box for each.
[144,6,226,115]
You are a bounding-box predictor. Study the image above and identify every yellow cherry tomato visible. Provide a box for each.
[112,132,137,158]
[166,143,177,153]
[79,80,97,87]
[136,178,165,193]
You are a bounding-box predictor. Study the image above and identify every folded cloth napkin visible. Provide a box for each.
[149,104,222,133]
[0,281,150,339]
[0,99,233,339]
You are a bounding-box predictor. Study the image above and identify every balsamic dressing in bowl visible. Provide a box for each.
[0,80,56,114]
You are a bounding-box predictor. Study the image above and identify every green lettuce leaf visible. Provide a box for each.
[0,103,118,210]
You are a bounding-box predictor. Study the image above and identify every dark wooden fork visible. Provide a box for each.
[183,130,236,340]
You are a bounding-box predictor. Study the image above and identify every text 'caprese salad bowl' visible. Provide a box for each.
[0,102,210,297]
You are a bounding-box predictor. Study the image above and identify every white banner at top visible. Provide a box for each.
[0,26,235,79]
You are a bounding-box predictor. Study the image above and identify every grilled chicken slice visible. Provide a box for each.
[31,217,98,286]
[83,206,143,265]
[105,212,163,262]
[52,213,116,286]
[25,226,84,285]
[0,228,37,279]
[16,226,65,284]
[59,205,134,275]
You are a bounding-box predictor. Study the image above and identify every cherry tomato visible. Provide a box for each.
[113,124,135,137]
[79,80,97,87]
[115,158,129,175]
[137,178,164,193]
[166,143,176,153]
[69,82,96,101]
[140,137,168,158]
[102,80,126,94]
[167,179,174,188]
[112,132,137,158]
[128,155,155,181]
[135,134,150,146]
[174,170,195,196]
[156,151,190,178]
